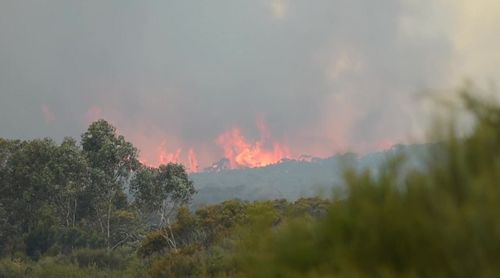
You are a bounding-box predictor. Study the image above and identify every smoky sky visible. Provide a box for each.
[1,0,498,166]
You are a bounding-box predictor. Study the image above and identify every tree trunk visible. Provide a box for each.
[66,199,71,227]
[96,207,105,234]
[72,199,77,228]
[107,200,112,250]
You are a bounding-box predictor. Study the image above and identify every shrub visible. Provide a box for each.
[149,245,203,278]
[237,91,500,277]
[0,258,25,278]
[69,248,128,270]
[138,231,169,258]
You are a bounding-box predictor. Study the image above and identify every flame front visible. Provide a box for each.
[188,148,199,172]
[216,125,290,169]
[138,120,291,171]
[115,118,396,172]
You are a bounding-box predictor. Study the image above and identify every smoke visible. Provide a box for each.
[0,0,499,169]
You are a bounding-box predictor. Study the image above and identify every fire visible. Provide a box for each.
[188,148,199,172]
[140,146,199,172]
[82,105,400,173]
[159,142,181,165]
[216,121,290,169]
[125,118,292,172]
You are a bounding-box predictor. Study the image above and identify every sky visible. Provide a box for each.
[0,0,499,171]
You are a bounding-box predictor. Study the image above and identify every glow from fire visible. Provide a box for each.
[83,106,398,173]
[216,121,291,169]
[188,148,199,172]
[159,141,181,165]
[135,119,291,172]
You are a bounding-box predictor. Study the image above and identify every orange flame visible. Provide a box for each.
[126,119,292,172]
[139,141,201,173]
[188,148,199,172]
[158,141,181,164]
[216,121,290,169]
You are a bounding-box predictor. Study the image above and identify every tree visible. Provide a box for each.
[81,119,139,249]
[131,163,196,226]
[5,139,58,229]
[131,163,196,250]
[0,139,20,248]
[0,139,62,256]
[50,137,90,229]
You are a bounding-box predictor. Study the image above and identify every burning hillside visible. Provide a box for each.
[138,119,292,172]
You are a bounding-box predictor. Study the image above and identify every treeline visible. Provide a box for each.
[0,119,195,259]
[1,191,329,277]
[2,89,500,277]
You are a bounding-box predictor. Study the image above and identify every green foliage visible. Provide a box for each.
[236,91,500,277]
[0,258,25,278]
[55,227,104,253]
[195,199,249,244]
[50,137,90,228]
[138,230,169,258]
[0,119,188,258]
[81,119,139,177]
[69,248,129,270]
[81,119,141,250]
[0,255,146,278]
[140,198,330,277]
[288,197,330,218]
[149,245,204,278]
[130,163,196,228]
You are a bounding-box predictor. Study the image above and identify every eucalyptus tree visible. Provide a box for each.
[0,138,64,257]
[131,163,196,226]
[0,138,22,254]
[130,163,196,250]
[81,119,140,249]
[50,137,90,228]
[4,139,58,231]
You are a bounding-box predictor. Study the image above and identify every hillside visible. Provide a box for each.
[191,143,435,206]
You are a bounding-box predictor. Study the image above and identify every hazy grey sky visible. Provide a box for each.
[1,0,499,168]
